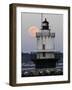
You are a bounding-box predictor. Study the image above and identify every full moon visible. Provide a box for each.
[28,26,39,37]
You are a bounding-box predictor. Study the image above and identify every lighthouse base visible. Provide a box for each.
[34,59,57,69]
[31,52,62,69]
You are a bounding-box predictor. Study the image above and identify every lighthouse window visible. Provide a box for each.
[42,44,45,50]
[43,23,47,26]
[43,52,45,57]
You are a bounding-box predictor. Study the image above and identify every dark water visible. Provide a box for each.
[21,53,63,77]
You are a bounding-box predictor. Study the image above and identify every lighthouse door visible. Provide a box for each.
[42,44,45,50]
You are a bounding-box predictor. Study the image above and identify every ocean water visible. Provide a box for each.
[21,53,63,77]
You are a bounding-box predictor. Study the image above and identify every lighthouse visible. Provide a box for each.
[36,18,55,57]
[32,18,61,69]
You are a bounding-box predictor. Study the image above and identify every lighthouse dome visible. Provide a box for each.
[41,18,50,30]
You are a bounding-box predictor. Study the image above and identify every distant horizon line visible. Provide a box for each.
[22,51,63,54]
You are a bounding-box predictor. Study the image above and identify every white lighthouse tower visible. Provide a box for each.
[36,18,55,60]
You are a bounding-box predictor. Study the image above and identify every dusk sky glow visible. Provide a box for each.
[28,26,39,37]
